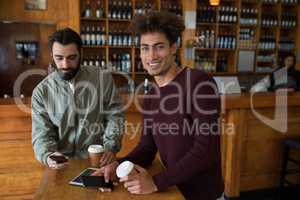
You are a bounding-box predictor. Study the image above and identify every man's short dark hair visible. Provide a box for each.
[131,11,185,45]
[48,28,82,52]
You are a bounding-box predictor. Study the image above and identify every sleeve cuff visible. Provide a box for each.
[41,151,53,166]
[152,173,171,191]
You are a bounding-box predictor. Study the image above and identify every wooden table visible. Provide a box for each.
[33,159,184,200]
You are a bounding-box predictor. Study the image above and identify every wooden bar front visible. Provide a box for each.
[221,92,300,198]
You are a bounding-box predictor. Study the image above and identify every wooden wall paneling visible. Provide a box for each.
[0,22,55,96]
[0,0,80,32]
[67,0,80,32]
[38,24,55,68]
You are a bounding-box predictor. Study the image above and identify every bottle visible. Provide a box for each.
[117,0,122,19]
[108,29,112,46]
[81,26,86,45]
[112,1,117,19]
[117,29,122,46]
[96,26,101,45]
[127,32,132,46]
[113,29,118,46]
[123,30,128,46]
[101,27,106,45]
[96,0,103,18]
[90,26,96,46]
[83,0,91,18]
[101,55,106,69]
[127,1,132,19]
[85,26,91,45]
[95,55,100,67]
[89,55,94,66]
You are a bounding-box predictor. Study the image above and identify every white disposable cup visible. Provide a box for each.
[116,161,137,178]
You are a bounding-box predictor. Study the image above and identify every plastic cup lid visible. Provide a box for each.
[88,145,104,153]
[116,161,134,178]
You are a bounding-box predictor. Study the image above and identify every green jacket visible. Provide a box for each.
[32,66,124,165]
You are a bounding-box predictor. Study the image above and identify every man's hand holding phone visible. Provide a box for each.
[47,152,69,170]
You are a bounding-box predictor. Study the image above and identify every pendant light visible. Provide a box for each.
[209,0,220,6]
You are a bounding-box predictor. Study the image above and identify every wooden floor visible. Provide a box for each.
[0,104,142,200]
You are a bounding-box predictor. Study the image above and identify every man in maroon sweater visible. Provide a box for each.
[93,11,224,200]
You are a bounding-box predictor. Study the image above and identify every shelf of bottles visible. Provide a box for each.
[108,52,131,72]
[195,53,216,73]
[239,28,256,50]
[217,32,236,50]
[194,0,239,73]
[79,0,183,80]
[216,55,228,72]
[281,0,299,6]
[218,5,238,25]
[197,5,217,25]
[240,8,258,26]
[258,33,276,51]
[195,29,216,50]
[192,0,300,75]
[81,0,106,19]
[261,0,279,5]
[160,0,182,15]
[261,13,279,28]
[82,51,107,69]
[108,0,132,20]
[81,24,106,47]
[256,25,277,72]
[239,0,259,51]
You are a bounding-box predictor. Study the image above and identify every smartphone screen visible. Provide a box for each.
[81,175,114,189]
[49,155,68,164]
[69,168,97,186]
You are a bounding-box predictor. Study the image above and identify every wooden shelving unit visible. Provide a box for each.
[78,0,299,82]
[79,0,183,86]
[191,0,299,74]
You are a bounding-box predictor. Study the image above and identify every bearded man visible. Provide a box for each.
[31,28,124,170]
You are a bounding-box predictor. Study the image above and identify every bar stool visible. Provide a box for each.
[278,138,300,199]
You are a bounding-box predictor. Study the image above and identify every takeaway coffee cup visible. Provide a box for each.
[116,161,137,178]
[88,145,104,167]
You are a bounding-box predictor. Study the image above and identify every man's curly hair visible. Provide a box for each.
[130,11,185,45]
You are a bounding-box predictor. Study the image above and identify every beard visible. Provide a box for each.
[51,61,80,81]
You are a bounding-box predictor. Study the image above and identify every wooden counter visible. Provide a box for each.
[33,159,184,200]
[221,92,300,198]
[1,92,300,199]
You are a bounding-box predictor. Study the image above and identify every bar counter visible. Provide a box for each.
[1,92,300,198]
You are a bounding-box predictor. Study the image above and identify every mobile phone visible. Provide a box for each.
[69,168,96,186]
[81,175,114,189]
[49,155,68,164]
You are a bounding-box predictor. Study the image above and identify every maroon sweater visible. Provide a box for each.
[120,68,224,200]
